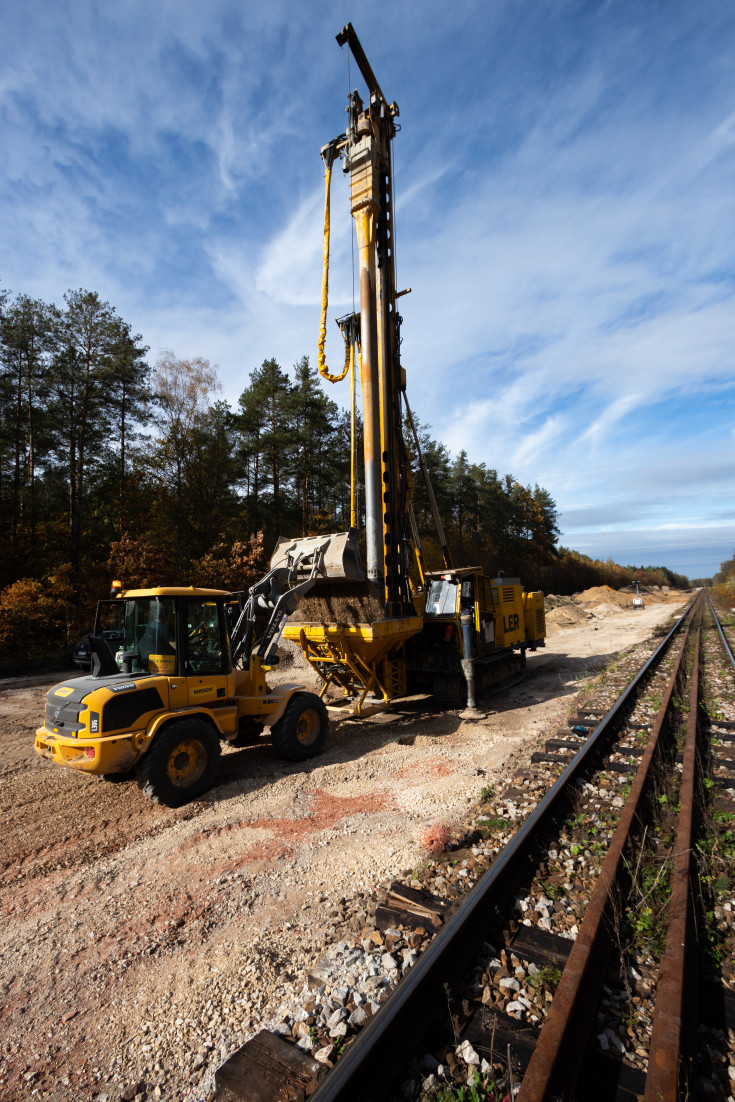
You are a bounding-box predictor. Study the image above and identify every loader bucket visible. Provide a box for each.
[270,529,365,582]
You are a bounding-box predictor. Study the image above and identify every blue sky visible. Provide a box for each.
[3,0,734,579]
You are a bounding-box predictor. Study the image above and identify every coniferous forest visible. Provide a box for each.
[0,288,690,666]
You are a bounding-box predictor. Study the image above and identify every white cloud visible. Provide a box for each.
[2,0,735,577]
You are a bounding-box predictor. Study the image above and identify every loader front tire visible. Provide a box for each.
[136,719,220,807]
[271,693,328,762]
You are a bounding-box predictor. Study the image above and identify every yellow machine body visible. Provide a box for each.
[522,590,547,645]
[281,615,423,716]
[402,570,545,695]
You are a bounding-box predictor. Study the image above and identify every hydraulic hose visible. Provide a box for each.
[318,156,350,384]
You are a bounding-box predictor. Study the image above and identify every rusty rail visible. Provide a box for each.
[644,605,702,1098]
[309,603,693,1102]
[707,594,735,669]
[517,605,696,1101]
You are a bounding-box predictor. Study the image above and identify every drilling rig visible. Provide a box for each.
[280,25,546,715]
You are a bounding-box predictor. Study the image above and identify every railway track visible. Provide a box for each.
[215,595,735,1101]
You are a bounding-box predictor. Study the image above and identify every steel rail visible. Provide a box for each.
[706,595,735,670]
[310,603,694,1102]
[517,605,695,1101]
[644,605,702,1099]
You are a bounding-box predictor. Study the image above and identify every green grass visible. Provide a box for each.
[421,1068,509,1102]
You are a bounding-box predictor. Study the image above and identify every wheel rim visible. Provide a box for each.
[295,709,320,746]
[166,739,208,787]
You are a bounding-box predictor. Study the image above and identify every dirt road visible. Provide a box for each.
[0,600,685,1101]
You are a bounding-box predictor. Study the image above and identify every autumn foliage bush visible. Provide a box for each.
[190,532,265,591]
[0,578,72,664]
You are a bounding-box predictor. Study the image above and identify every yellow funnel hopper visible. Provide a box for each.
[282,614,422,716]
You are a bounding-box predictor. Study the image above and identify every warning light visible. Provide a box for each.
[110,579,122,597]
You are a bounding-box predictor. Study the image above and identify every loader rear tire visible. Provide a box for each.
[271,692,328,762]
[136,719,220,807]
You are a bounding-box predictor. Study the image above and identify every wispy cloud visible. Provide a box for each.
[2,0,735,575]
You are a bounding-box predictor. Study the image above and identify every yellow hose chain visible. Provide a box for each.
[317,158,350,383]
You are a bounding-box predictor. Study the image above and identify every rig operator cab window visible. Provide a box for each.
[424,578,458,617]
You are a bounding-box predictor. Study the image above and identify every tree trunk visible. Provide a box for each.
[71,351,93,577]
[176,449,183,580]
[25,364,36,574]
[10,373,22,573]
[119,380,127,535]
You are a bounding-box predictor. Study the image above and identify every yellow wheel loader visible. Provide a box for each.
[35,532,361,806]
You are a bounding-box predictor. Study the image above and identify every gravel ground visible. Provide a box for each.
[0,600,686,1102]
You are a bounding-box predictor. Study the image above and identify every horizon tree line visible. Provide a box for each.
[0,285,691,660]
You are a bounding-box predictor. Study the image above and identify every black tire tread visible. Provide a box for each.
[135,717,220,807]
[271,692,329,762]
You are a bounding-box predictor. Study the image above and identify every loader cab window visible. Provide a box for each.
[123,598,177,675]
[424,579,458,617]
[185,599,229,675]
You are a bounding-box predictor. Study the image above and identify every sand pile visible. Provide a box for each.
[545,604,590,627]
[574,585,633,609]
[590,601,625,618]
[290,580,387,624]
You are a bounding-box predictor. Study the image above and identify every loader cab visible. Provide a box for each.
[94,588,233,679]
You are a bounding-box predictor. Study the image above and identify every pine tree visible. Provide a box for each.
[236,359,294,538]
[291,356,340,535]
[0,295,54,576]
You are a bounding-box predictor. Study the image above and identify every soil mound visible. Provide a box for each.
[290,580,387,624]
[542,594,579,611]
[574,585,632,609]
[275,638,311,672]
[545,604,589,627]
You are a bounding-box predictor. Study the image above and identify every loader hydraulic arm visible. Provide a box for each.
[230,532,362,666]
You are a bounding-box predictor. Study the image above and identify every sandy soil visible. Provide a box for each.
[0,599,686,1101]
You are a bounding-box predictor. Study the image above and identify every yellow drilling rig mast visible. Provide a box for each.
[281,24,546,715]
